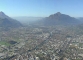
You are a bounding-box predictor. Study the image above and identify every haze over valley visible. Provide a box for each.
[0,0,83,60]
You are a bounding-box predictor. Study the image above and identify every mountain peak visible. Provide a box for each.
[54,12,62,16]
[0,11,5,15]
[0,11,9,19]
[56,12,61,15]
[49,12,62,18]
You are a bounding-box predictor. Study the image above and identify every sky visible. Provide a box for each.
[0,0,83,17]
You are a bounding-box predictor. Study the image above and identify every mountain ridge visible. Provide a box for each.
[0,11,22,28]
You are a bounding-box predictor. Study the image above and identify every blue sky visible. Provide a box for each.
[0,0,83,17]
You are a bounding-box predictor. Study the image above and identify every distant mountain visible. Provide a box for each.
[0,11,22,28]
[12,16,44,24]
[37,12,79,26]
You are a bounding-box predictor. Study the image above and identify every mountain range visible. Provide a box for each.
[13,16,43,24]
[0,11,82,27]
